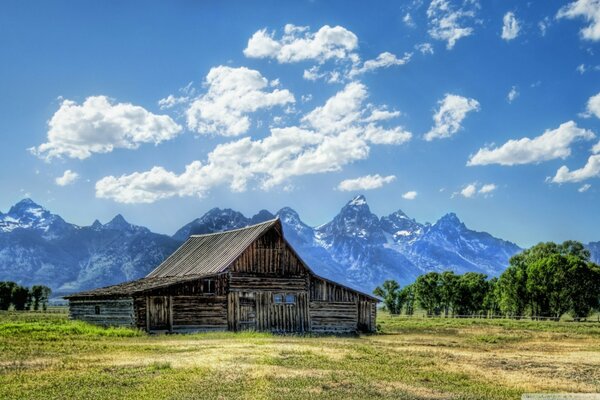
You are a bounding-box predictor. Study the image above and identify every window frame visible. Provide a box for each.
[273,293,284,304]
[202,279,215,295]
[94,305,101,315]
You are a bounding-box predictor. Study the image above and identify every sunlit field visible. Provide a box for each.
[1,311,599,400]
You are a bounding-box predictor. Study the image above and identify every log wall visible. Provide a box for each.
[69,298,135,327]
[309,301,358,333]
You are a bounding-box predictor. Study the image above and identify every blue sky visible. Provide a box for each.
[1,0,599,247]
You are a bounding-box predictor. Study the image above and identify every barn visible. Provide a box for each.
[65,218,378,333]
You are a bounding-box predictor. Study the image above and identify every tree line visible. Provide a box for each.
[0,282,52,311]
[374,241,600,321]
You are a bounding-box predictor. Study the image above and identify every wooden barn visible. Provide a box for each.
[65,218,378,333]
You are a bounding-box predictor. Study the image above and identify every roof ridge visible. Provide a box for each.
[189,217,279,237]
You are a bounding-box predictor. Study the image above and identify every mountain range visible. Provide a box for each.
[1,196,598,296]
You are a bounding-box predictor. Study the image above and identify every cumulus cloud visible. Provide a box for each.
[30,96,182,160]
[539,17,551,36]
[557,0,600,41]
[460,183,477,198]
[479,183,497,194]
[552,155,600,183]
[467,121,595,166]
[501,12,520,40]
[185,66,295,136]
[424,94,480,141]
[245,24,410,82]
[507,86,519,103]
[96,82,413,203]
[337,174,396,191]
[402,190,418,200]
[348,52,412,78]
[427,0,479,49]
[456,182,496,198]
[55,170,79,186]
[585,92,600,118]
[244,24,359,63]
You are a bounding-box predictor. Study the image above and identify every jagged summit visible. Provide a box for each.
[347,194,368,207]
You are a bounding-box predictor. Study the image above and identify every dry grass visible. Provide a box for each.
[0,312,599,399]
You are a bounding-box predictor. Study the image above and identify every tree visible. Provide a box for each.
[399,284,416,315]
[415,272,442,316]
[11,285,30,311]
[454,272,489,316]
[439,271,459,317]
[373,280,403,314]
[31,285,52,311]
[482,277,500,317]
[565,258,600,320]
[0,281,17,310]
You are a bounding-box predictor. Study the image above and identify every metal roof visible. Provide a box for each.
[146,218,280,278]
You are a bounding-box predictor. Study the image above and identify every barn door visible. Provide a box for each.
[238,295,256,331]
[148,296,170,331]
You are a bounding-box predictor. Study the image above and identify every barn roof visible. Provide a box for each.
[64,274,215,299]
[146,218,280,278]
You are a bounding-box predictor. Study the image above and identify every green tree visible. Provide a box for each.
[565,258,600,320]
[30,285,52,311]
[373,280,402,314]
[482,277,500,316]
[399,284,416,315]
[439,271,459,317]
[11,285,30,311]
[0,281,17,310]
[454,272,489,316]
[415,272,442,316]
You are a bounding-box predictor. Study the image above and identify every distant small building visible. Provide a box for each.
[65,218,378,333]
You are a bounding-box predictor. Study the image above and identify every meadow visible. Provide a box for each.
[0,311,599,400]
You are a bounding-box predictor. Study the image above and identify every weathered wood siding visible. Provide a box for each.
[171,295,227,331]
[309,301,358,333]
[227,291,309,332]
[69,298,134,327]
[309,276,377,332]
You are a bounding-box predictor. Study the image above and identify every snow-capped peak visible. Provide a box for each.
[348,194,367,206]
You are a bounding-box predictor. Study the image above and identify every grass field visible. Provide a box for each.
[0,312,599,399]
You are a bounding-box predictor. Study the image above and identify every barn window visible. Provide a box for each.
[94,305,101,315]
[273,294,283,304]
[284,294,296,304]
[203,279,215,294]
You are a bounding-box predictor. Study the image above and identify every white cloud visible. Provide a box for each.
[539,17,551,36]
[468,121,596,166]
[579,183,592,192]
[158,94,189,110]
[424,94,480,141]
[402,190,418,200]
[244,24,359,63]
[501,12,520,40]
[415,42,435,55]
[364,109,401,123]
[30,96,182,160]
[337,174,396,191]
[557,0,600,41]
[96,82,413,203]
[55,170,79,186]
[456,182,496,198]
[585,92,600,118]
[185,66,295,136]
[460,183,477,198]
[403,13,416,28]
[348,52,412,78]
[593,140,600,153]
[427,0,479,49]
[577,64,588,74]
[507,86,519,103]
[479,183,497,194]
[552,155,600,183]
